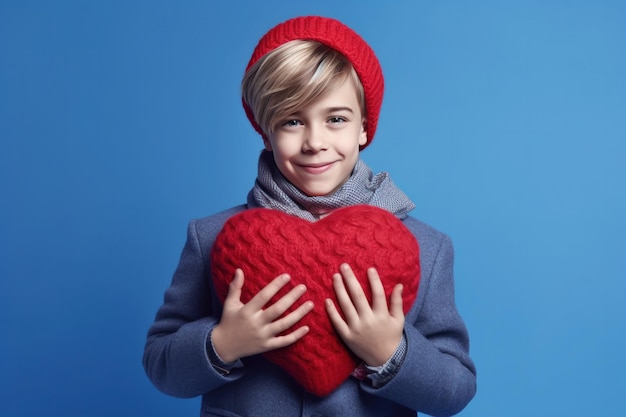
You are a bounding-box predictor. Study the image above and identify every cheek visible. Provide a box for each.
[345,135,364,156]
[272,140,300,160]
[271,147,293,169]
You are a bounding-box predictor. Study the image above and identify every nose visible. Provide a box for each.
[302,125,328,153]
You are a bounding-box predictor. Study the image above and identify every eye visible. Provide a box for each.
[328,116,347,124]
[282,119,302,127]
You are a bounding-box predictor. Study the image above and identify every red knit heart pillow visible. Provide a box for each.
[210,205,420,396]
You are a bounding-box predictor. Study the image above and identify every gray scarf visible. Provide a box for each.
[247,150,415,222]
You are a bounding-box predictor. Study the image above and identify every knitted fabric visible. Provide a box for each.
[210,204,421,397]
[243,15,384,149]
[247,150,415,221]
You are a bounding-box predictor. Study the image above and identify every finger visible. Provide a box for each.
[268,300,314,334]
[247,273,291,310]
[367,267,388,312]
[267,325,311,351]
[325,298,350,337]
[263,284,308,321]
[224,268,244,304]
[389,283,405,318]
[332,272,359,323]
[339,263,371,314]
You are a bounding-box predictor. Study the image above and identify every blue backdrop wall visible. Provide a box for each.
[1,1,624,416]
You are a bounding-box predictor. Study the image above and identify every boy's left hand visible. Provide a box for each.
[325,263,404,367]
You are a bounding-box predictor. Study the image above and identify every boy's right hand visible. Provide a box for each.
[211,268,313,363]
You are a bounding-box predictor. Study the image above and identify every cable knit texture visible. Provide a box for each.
[243,15,384,148]
[210,204,420,396]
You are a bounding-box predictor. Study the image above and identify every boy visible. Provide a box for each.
[144,16,476,417]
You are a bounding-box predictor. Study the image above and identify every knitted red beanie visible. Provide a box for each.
[243,16,384,150]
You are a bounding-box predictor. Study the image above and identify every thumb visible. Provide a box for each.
[225,268,244,303]
[389,283,405,317]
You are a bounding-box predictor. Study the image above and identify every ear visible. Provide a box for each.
[358,119,367,146]
[263,136,273,151]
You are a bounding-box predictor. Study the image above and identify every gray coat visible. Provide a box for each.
[143,205,476,417]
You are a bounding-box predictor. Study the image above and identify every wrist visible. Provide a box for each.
[365,335,403,367]
[365,333,407,387]
[210,325,239,363]
[206,328,243,376]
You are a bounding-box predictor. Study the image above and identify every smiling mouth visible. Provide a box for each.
[300,162,335,174]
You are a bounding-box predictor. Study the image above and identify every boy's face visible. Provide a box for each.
[264,79,367,197]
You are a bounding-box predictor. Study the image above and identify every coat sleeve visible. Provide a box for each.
[142,219,245,398]
[361,233,477,417]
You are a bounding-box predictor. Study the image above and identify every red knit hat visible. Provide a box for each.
[243,16,384,150]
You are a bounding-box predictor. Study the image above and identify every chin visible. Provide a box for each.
[301,189,327,197]
[300,186,339,197]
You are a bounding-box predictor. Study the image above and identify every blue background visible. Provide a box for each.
[1,1,624,416]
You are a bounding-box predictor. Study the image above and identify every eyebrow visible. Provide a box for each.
[287,106,355,119]
[325,106,354,114]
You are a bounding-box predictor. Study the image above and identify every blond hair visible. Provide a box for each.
[242,40,365,137]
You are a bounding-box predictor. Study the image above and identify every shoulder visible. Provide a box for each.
[188,205,248,250]
[401,215,453,271]
[191,204,248,230]
[402,215,451,248]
